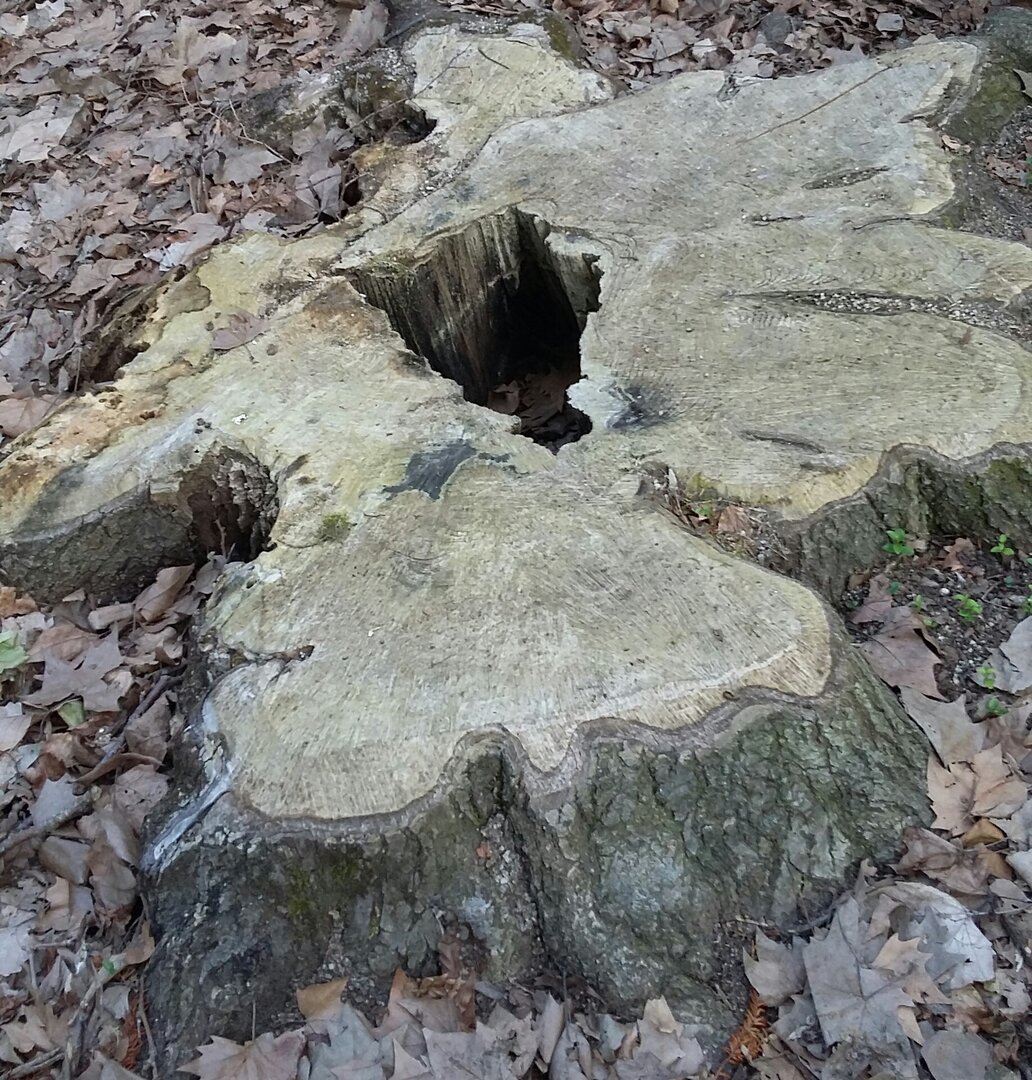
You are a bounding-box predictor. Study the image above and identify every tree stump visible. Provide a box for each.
[4,15,1032,1067]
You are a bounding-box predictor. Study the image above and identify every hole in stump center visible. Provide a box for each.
[348,210,602,452]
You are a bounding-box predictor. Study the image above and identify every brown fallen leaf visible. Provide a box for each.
[0,392,59,437]
[181,1031,306,1080]
[941,537,976,571]
[850,574,894,625]
[211,311,270,352]
[859,607,942,699]
[133,565,193,623]
[25,632,125,712]
[971,744,1027,819]
[715,503,754,537]
[0,587,37,617]
[296,977,349,1023]
[899,689,983,766]
[986,154,1027,187]
[28,622,99,664]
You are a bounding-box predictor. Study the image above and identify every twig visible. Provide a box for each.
[0,796,92,858]
[9,1048,63,1078]
[738,68,887,145]
[61,943,138,1080]
[139,977,158,1079]
[73,671,183,794]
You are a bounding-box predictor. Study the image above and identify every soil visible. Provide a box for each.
[843,536,1032,701]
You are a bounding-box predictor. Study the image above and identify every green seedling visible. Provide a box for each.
[977,664,996,689]
[883,528,915,557]
[991,533,1015,558]
[888,581,902,597]
[1024,589,1032,616]
[911,594,926,611]
[985,696,1008,718]
[955,594,983,623]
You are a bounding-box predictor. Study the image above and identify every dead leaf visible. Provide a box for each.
[941,537,975,571]
[0,393,58,437]
[1016,69,1032,102]
[715,503,753,537]
[802,898,912,1049]
[899,689,983,765]
[211,311,270,352]
[0,703,31,752]
[971,744,1027,818]
[297,977,349,1022]
[182,1031,306,1080]
[850,574,894,625]
[744,930,805,1006]
[25,631,125,712]
[921,1028,991,1080]
[133,564,194,623]
[859,607,942,699]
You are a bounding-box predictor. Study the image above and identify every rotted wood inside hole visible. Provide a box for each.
[348,209,602,451]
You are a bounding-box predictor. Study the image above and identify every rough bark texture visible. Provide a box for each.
[146,643,925,1065]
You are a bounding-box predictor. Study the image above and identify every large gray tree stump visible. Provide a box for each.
[4,13,1032,1067]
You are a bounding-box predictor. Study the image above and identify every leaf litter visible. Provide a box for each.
[0,559,221,1079]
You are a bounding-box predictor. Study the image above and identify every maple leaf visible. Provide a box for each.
[802,898,912,1048]
[928,756,976,836]
[744,929,806,1006]
[182,1030,306,1080]
[970,744,1027,819]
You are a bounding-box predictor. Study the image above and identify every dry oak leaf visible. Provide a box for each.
[182,1030,306,1080]
[940,537,976,570]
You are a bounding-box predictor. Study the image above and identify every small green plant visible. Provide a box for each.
[911,594,926,611]
[888,581,902,597]
[991,533,1015,557]
[985,696,1008,718]
[1023,588,1032,616]
[955,594,983,623]
[883,528,915,557]
[977,664,996,689]
[0,631,27,677]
